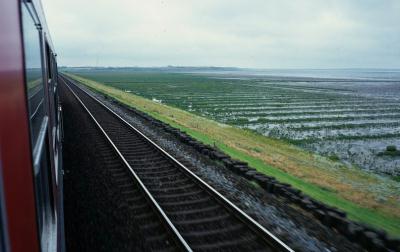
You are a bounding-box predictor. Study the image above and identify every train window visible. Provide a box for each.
[21,4,45,147]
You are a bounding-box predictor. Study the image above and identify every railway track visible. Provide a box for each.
[61,75,293,252]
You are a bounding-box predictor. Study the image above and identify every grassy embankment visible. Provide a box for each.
[65,72,400,237]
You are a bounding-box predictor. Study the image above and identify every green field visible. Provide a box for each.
[64,69,400,237]
[64,68,400,176]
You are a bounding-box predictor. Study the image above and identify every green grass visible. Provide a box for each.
[65,72,400,237]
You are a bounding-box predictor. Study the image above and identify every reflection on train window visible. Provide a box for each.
[21,5,45,146]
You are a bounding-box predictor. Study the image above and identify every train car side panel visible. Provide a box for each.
[0,0,40,251]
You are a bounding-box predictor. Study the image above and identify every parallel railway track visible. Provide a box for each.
[61,75,293,252]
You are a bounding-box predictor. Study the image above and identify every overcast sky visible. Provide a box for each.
[42,0,400,68]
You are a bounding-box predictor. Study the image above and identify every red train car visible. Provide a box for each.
[0,0,64,251]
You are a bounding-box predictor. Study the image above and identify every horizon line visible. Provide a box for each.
[60,66,400,70]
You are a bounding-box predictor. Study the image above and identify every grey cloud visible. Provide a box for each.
[42,0,400,68]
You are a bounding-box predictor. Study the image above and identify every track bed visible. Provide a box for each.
[61,75,291,251]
